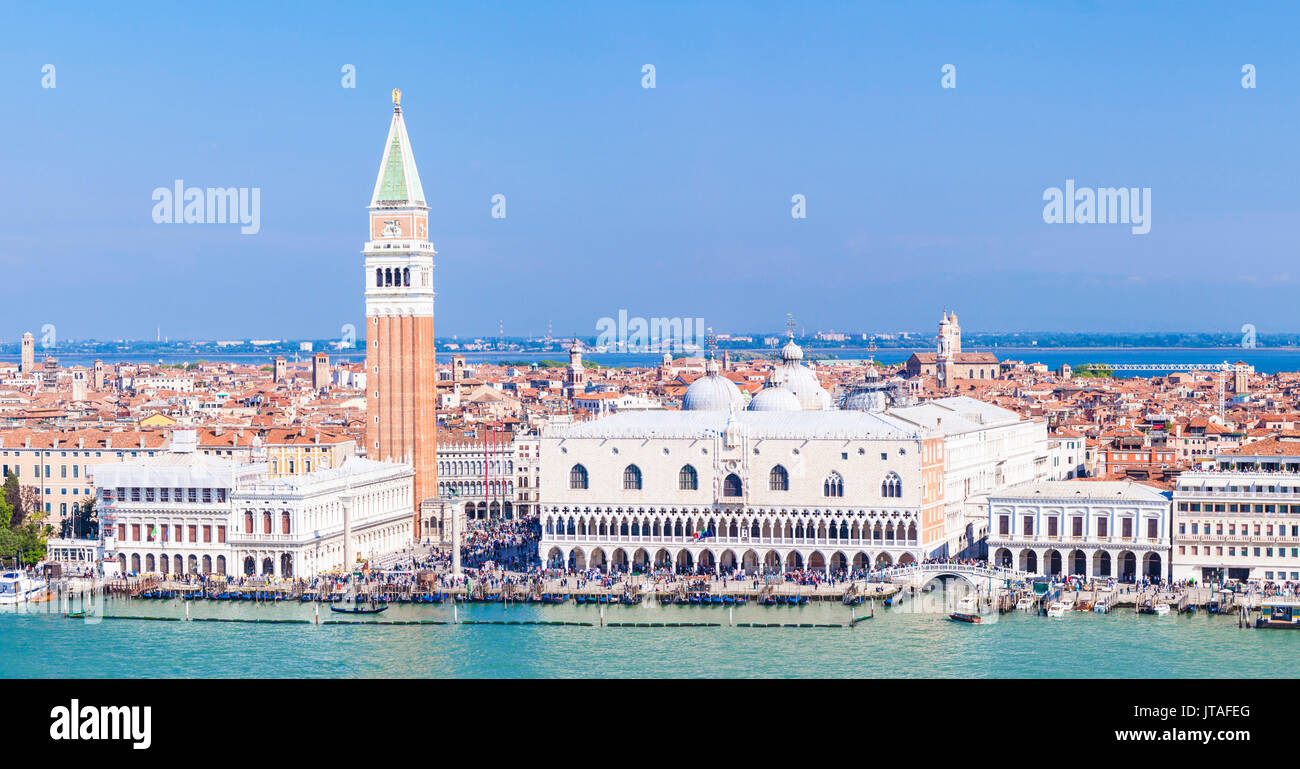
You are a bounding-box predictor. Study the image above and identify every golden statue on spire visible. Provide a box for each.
[392,88,402,106]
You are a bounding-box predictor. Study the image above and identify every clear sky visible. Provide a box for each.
[2,1,1297,341]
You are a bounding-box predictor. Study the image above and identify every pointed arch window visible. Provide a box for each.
[882,472,902,498]
[569,464,588,490]
[623,464,642,491]
[723,473,743,497]
[823,472,844,498]
[769,465,789,491]
[679,464,698,491]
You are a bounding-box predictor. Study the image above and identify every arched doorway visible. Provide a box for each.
[202,555,212,574]
[1119,551,1137,582]
[1044,549,1062,576]
[897,552,916,565]
[130,554,141,573]
[875,552,893,569]
[244,556,255,576]
[188,554,198,574]
[808,551,827,572]
[654,549,672,569]
[546,547,563,569]
[1070,549,1087,577]
[145,554,155,572]
[785,551,804,571]
[675,550,695,573]
[568,548,586,571]
[280,553,293,578]
[261,557,273,576]
[216,556,226,575]
[994,548,1012,568]
[1019,549,1038,573]
[1093,550,1111,577]
[588,548,607,572]
[1143,552,1162,581]
[698,550,716,572]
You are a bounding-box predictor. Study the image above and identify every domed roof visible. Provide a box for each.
[842,383,888,412]
[782,366,832,410]
[747,386,802,412]
[682,370,745,411]
[780,338,804,362]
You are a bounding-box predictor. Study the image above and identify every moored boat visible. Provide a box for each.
[1255,601,1300,628]
[948,595,983,624]
[1046,599,1073,618]
[0,571,48,605]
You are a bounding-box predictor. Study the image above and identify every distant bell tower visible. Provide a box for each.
[20,332,33,374]
[937,311,955,390]
[364,89,437,537]
[566,339,586,390]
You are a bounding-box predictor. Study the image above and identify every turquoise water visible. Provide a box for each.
[1,597,1295,678]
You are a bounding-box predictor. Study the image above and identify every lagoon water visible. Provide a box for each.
[2,597,1295,678]
[11,347,1298,375]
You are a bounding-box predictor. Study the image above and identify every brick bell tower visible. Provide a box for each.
[364,88,437,538]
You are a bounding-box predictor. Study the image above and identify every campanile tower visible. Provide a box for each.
[364,89,436,537]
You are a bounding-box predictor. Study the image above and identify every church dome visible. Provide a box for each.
[783,366,832,410]
[747,386,802,412]
[780,338,804,362]
[682,370,744,411]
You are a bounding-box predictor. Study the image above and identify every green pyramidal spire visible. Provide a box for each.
[370,92,426,208]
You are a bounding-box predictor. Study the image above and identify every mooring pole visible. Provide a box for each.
[851,607,856,627]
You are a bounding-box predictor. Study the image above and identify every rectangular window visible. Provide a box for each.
[131,524,140,541]
[203,525,211,543]
[218,526,227,544]
[1072,517,1083,537]
[1048,518,1058,537]
[1023,516,1033,536]
[1098,518,1108,538]
[1147,519,1158,539]
[1123,518,1133,538]
[998,515,1009,536]
[188,525,197,543]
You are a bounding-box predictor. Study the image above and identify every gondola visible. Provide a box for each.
[330,603,389,614]
[619,595,642,605]
[948,612,982,624]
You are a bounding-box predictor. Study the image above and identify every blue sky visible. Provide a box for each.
[1,1,1297,341]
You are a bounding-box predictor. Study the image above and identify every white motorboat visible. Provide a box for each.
[0,571,47,605]
[1046,599,1074,617]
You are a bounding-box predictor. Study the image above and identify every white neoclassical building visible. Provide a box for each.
[94,432,415,579]
[986,480,1171,581]
[230,456,414,577]
[537,338,1051,575]
[95,450,263,578]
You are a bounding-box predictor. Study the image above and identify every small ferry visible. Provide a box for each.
[1046,599,1074,618]
[1255,601,1300,629]
[948,595,983,624]
[1015,595,1036,612]
[0,571,47,605]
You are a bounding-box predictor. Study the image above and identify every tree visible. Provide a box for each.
[2,472,21,528]
[0,473,47,567]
